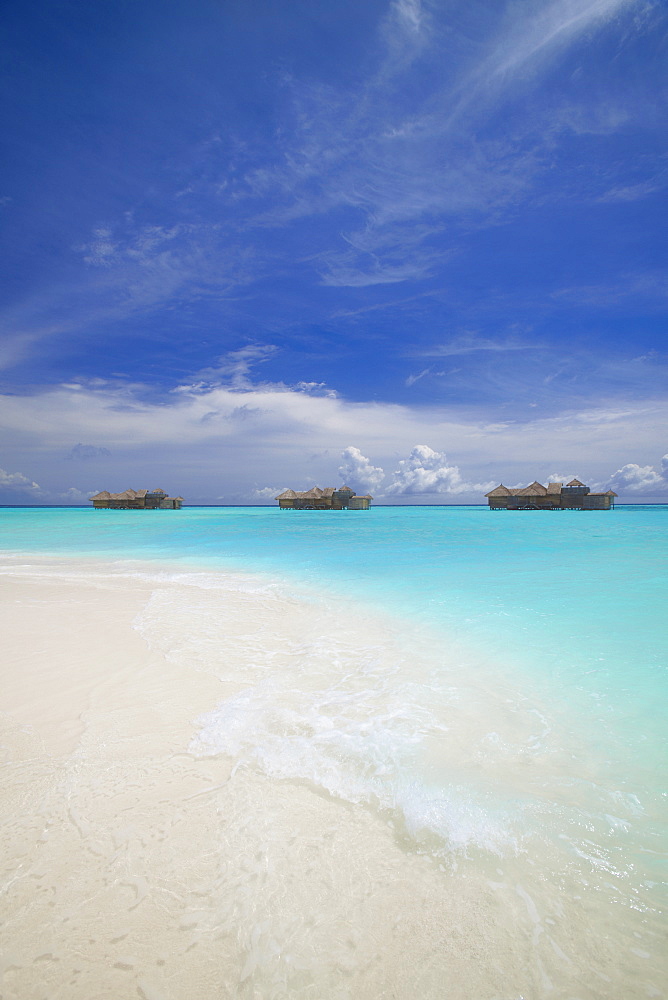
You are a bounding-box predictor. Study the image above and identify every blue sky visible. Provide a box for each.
[1,0,666,503]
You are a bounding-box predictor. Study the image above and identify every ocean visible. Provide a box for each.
[0,504,666,999]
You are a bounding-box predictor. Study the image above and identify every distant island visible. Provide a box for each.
[485,479,616,510]
[89,488,184,510]
[275,485,372,510]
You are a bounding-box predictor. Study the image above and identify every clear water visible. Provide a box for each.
[1,504,666,995]
[2,503,665,718]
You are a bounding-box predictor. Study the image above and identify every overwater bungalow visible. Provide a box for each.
[275,485,372,510]
[89,488,184,510]
[485,479,616,510]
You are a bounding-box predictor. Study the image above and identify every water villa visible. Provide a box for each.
[89,488,184,510]
[485,479,616,510]
[275,485,372,510]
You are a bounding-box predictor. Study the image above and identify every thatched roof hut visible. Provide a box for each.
[485,478,616,510]
[275,483,371,510]
[90,488,183,510]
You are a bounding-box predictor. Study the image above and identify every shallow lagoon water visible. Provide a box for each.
[3,503,666,750]
[0,504,666,998]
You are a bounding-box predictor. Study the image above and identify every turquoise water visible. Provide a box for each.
[2,504,665,726]
[1,503,666,989]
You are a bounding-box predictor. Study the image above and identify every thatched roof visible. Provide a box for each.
[274,483,372,503]
[566,479,586,487]
[90,487,182,503]
[485,484,512,497]
[604,490,618,496]
[546,482,563,494]
[517,481,548,496]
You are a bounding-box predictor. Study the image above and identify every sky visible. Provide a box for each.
[0,0,666,504]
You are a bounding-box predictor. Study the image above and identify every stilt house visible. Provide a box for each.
[275,485,372,510]
[485,479,616,510]
[89,488,184,510]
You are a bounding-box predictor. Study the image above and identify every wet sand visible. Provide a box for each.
[1,558,664,1000]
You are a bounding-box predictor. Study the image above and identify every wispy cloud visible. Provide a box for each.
[77,220,257,311]
[1,0,663,459]
[552,271,668,307]
[596,179,665,202]
[416,333,541,359]
[229,0,649,290]
[458,0,634,99]
[187,345,280,390]
[402,336,668,413]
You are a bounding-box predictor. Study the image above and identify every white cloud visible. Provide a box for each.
[1,379,666,502]
[294,381,338,398]
[392,0,425,35]
[452,0,634,120]
[186,344,279,391]
[547,472,579,484]
[385,445,494,496]
[338,447,385,493]
[406,368,433,387]
[251,486,287,500]
[599,454,668,494]
[0,467,42,493]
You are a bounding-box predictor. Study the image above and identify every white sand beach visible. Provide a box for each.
[1,557,665,1000]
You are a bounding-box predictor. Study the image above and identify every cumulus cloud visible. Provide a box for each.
[338,446,385,493]
[66,443,112,460]
[600,454,668,494]
[547,472,578,484]
[385,445,494,496]
[0,467,42,493]
[251,486,287,500]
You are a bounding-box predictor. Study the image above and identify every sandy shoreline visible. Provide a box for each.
[1,556,665,999]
